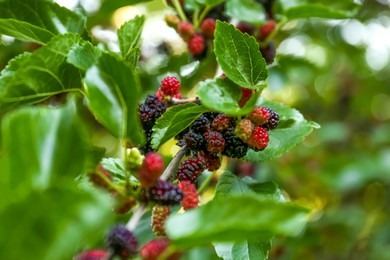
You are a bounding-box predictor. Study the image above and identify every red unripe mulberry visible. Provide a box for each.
[138,152,164,188]
[258,20,276,41]
[188,34,206,56]
[247,106,271,125]
[141,238,181,260]
[247,126,269,151]
[178,181,199,210]
[204,130,226,154]
[177,22,195,40]
[201,18,216,38]
[74,250,109,260]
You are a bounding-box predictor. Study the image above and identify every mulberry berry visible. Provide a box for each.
[139,94,167,129]
[183,131,205,150]
[262,107,279,130]
[140,238,181,260]
[188,34,206,57]
[106,225,137,258]
[191,114,210,133]
[74,250,109,260]
[158,76,181,98]
[138,153,164,188]
[234,119,254,142]
[164,14,180,28]
[151,205,170,236]
[258,20,276,41]
[178,181,199,210]
[222,127,249,158]
[177,22,195,41]
[260,41,276,64]
[204,130,226,154]
[201,18,216,38]
[247,126,269,151]
[148,180,183,205]
[177,156,206,182]
[212,114,232,132]
[247,106,271,125]
[199,151,221,171]
[238,87,253,107]
[236,22,255,35]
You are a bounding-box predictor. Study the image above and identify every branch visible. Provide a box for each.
[161,145,188,181]
[126,202,146,231]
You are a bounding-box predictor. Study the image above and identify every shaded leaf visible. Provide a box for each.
[166,195,309,247]
[151,103,208,149]
[245,101,320,162]
[225,0,266,25]
[214,21,267,89]
[0,0,86,43]
[67,40,102,71]
[214,241,271,260]
[84,52,144,145]
[0,97,103,192]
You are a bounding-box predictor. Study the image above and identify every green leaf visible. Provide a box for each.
[0,0,86,43]
[214,241,271,260]
[214,21,267,89]
[166,195,309,247]
[0,97,103,193]
[245,101,320,162]
[0,185,113,260]
[0,34,83,111]
[151,103,209,149]
[276,0,361,19]
[99,0,153,14]
[213,173,277,260]
[67,40,102,71]
[225,0,266,25]
[84,52,144,145]
[100,157,126,181]
[196,77,260,116]
[215,172,283,201]
[118,15,145,59]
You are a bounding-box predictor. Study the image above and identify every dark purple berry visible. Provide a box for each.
[184,131,205,150]
[262,107,279,130]
[191,115,211,133]
[177,156,206,182]
[106,225,138,259]
[222,127,249,158]
[148,180,183,205]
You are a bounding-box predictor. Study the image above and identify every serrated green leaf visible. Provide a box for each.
[215,172,284,201]
[214,21,267,89]
[0,0,86,43]
[276,0,361,19]
[100,157,126,181]
[225,0,266,25]
[84,52,144,145]
[214,240,271,260]
[0,34,83,111]
[245,101,320,162]
[196,78,260,116]
[99,0,153,14]
[166,195,309,247]
[151,103,208,149]
[118,15,144,59]
[67,40,102,71]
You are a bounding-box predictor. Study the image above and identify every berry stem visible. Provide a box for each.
[194,5,212,29]
[260,18,288,47]
[158,245,177,260]
[197,170,217,194]
[126,202,146,231]
[171,97,198,104]
[161,145,188,181]
[172,0,187,22]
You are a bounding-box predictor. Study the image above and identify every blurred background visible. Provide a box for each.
[1,0,389,259]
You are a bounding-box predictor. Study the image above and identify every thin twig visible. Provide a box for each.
[171,97,199,105]
[197,170,217,194]
[161,145,188,181]
[126,202,146,231]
